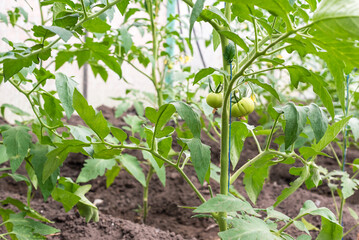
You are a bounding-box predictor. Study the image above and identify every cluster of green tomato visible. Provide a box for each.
[206,92,255,118]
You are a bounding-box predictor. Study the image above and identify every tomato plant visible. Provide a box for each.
[1,0,359,239]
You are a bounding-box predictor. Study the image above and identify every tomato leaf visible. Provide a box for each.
[219,31,249,52]
[2,126,31,172]
[83,18,111,33]
[55,73,77,119]
[77,158,117,183]
[73,89,110,140]
[189,0,205,40]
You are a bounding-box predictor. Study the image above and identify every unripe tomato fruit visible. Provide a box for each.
[231,97,255,117]
[206,93,223,109]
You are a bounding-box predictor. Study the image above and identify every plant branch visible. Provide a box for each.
[266,44,293,56]
[278,213,306,234]
[176,146,186,167]
[230,150,270,184]
[27,78,49,96]
[80,0,88,19]
[331,189,340,217]
[250,129,262,153]
[9,80,63,138]
[243,66,286,77]
[329,143,342,168]
[117,56,153,81]
[265,114,281,150]
[343,222,359,237]
[24,0,122,59]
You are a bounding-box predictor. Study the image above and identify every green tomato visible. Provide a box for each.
[231,97,255,117]
[206,92,223,109]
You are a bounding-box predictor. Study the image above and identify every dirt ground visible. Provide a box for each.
[1,106,358,240]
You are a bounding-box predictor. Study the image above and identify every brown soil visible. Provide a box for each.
[1,107,359,240]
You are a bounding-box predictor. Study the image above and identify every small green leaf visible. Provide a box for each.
[171,102,201,139]
[116,0,129,15]
[274,165,310,207]
[32,25,72,42]
[307,103,328,142]
[283,103,308,149]
[218,216,280,240]
[43,140,89,182]
[193,67,216,85]
[111,127,127,143]
[187,138,211,185]
[55,73,77,119]
[120,154,146,186]
[142,151,166,187]
[246,78,279,100]
[31,145,59,201]
[219,31,249,52]
[73,89,110,140]
[105,164,121,188]
[77,158,117,183]
[348,207,358,221]
[348,117,359,141]
[194,194,257,215]
[83,18,111,33]
[189,0,205,39]
[313,116,351,152]
[230,122,248,169]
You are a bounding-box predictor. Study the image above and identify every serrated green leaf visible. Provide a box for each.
[55,73,77,119]
[313,116,351,152]
[193,67,216,85]
[189,0,205,39]
[348,207,358,220]
[307,103,328,142]
[73,89,110,140]
[0,197,52,223]
[83,17,111,33]
[348,117,359,141]
[120,154,146,186]
[244,154,276,204]
[3,126,31,172]
[142,151,166,187]
[116,0,129,15]
[274,165,310,207]
[283,103,308,149]
[246,78,279,100]
[171,101,201,139]
[31,145,59,201]
[230,122,248,169]
[111,127,127,143]
[0,145,8,164]
[218,216,280,240]
[32,25,72,42]
[43,140,89,182]
[105,164,121,188]
[77,158,117,183]
[219,30,249,52]
[194,194,257,215]
[187,138,211,185]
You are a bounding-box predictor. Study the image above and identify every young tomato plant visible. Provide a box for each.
[1,0,359,239]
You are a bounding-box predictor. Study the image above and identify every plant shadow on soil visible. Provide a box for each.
[1,106,358,240]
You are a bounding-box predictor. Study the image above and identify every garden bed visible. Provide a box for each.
[1,106,358,240]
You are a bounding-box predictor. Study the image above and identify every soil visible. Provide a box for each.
[1,107,359,240]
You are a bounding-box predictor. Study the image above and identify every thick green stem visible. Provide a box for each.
[143,166,154,223]
[145,0,162,107]
[217,2,231,232]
